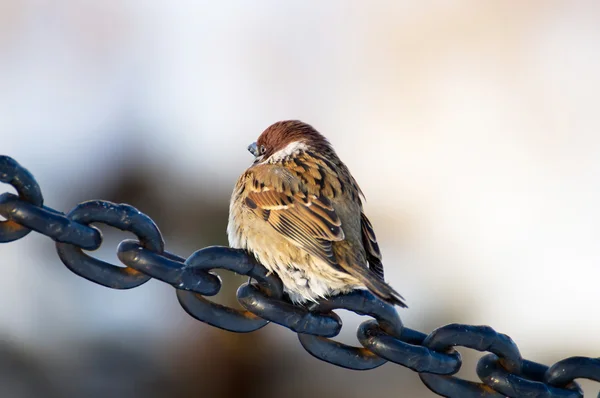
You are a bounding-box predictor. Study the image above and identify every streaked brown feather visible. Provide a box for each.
[243,163,344,269]
[360,212,384,280]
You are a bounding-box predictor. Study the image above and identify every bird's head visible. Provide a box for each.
[248,120,332,163]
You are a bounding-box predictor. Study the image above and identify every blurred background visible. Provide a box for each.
[1,1,599,397]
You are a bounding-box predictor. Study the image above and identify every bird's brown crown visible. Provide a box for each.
[257,120,331,159]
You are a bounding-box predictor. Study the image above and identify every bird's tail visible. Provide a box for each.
[350,263,407,308]
[335,245,407,308]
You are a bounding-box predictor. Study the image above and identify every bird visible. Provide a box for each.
[227,120,406,307]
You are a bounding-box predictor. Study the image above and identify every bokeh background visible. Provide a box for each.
[1,1,599,397]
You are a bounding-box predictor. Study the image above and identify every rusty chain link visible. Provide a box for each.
[1,155,599,397]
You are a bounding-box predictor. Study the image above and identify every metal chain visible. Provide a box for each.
[1,155,598,398]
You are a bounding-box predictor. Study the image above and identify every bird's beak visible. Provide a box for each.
[248,142,259,157]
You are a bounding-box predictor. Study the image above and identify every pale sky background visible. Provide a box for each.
[1,1,599,396]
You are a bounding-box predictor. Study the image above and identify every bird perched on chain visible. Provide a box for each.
[227,120,406,307]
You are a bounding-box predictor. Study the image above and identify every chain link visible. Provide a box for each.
[1,155,598,398]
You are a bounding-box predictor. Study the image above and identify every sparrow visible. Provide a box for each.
[227,120,406,307]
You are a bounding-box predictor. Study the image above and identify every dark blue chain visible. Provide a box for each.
[1,155,598,398]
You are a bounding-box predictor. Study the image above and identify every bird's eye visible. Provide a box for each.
[260,145,266,154]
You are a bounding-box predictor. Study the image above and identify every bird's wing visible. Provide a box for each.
[360,212,385,280]
[242,164,344,268]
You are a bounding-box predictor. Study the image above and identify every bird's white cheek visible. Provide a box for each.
[263,141,309,163]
